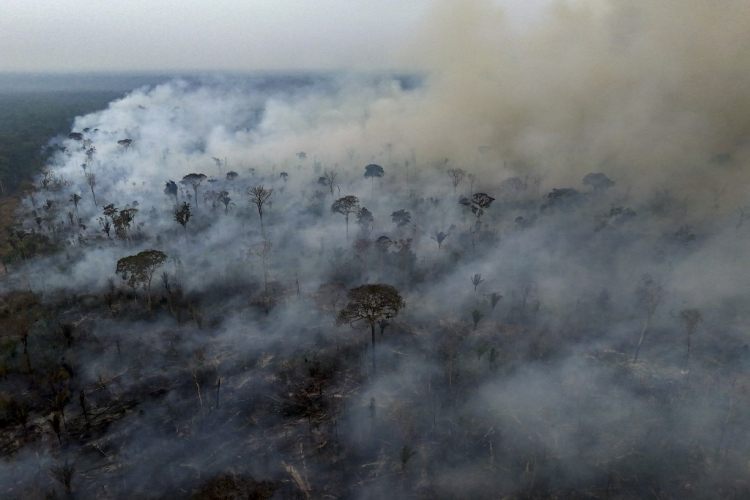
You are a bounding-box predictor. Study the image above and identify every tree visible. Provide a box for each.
[251,239,273,295]
[247,185,273,238]
[677,308,702,369]
[115,249,168,309]
[583,172,615,193]
[486,292,503,311]
[226,171,238,182]
[432,230,449,259]
[331,195,359,238]
[212,157,223,175]
[471,308,485,330]
[70,193,82,217]
[447,168,466,194]
[117,139,132,149]
[471,273,484,292]
[459,192,495,223]
[174,202,192,242]
[337,284,406,374]
[356,207,374,234]
[164,180,178,204]
[633,274,665,362]
[319,169,338,196]
[113,207,138,244]
[364,164,384,193]
[499,176,528,198]
[219,191,233,212]
[391,209,411,228]
[279,172,289,182]
[181,173,207,207]
[85,172,98,207]
[541,188,584,213]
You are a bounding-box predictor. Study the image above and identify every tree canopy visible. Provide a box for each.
[337,284,405,328]
[115,249,167,308]
[364,164,384,179]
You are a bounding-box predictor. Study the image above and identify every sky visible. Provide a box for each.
[0,0,546,73]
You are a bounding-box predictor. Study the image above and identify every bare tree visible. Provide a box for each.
[251,239,273,294]
[737,205,750,229]
[677,308,702,369]
[70,193,82,217]
[85,172,97,207]
[248,185,273,238]
[212,157,223,175]
[447,168,466,194]
[633,275,665,363]
[320,169,338,196]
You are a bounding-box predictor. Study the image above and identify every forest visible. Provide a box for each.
[0,71,748,499]
[2,2,750,498]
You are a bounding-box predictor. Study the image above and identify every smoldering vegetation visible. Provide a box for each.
[2,1,750,498]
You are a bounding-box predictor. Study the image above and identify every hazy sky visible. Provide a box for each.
[0,0,429,72]
[0,0,546,73]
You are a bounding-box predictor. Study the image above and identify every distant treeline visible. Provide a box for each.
[0,91,123,194]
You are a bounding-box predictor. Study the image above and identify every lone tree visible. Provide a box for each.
[85,172,98,207]
[432,230,449,259]
[677,308,702,369]
[181,173,207,207]
[337,284,406,374]
[117,139,132,149]
[583,172,615,193]
[70,193,82,216]
[460,192,495,223]
[247,185,273,238]
[364,164,384,193]
[633,274,665,363]
[331,195,360,238]
[447,168,466,194]
[212,157,223,175]
[391,209,411,228]
[115,249,167,309]
[356,207,374,233]
[218,191,233,212]
[174,202,192,242]
[226,171,238,182]
[319,169,338,196]
[164,180,178,204]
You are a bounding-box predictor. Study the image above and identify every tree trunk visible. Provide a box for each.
[633,314,652,362]
[370,322,377,375]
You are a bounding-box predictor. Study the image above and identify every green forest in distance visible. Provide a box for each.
[0,73,175,194]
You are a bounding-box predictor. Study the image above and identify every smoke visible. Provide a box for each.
[3,1,750,498]
[402,0,750,200]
